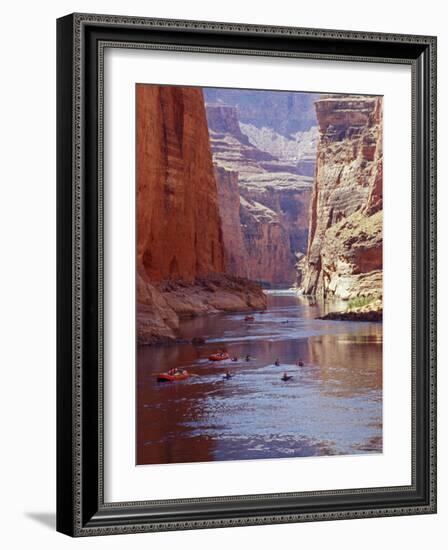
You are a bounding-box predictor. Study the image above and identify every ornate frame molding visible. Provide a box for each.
[57,13,437,537]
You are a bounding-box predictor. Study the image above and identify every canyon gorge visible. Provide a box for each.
[204,89,319,285]
[137,87,383,468]
[136,85,383,345]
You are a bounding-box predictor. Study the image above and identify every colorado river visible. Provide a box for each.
[137,291,382,465]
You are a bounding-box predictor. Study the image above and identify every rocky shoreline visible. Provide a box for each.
[138,273,267,345]
[317,298,382,322]
[318,309,382,322]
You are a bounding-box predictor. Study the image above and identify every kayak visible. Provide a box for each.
[244,315,255,322]
[208,353,230,361]
[281,375,293,382]
[157,371,189,382]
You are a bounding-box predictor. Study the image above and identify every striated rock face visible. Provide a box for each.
[205,104,252,146]
[136,85,266,344]
[239,124,319,177]
[299,96,383,300]
[239,199,296,284]
[206,102,313,285]
[214,166,303,284]
[214,166,248,277]
[239,175,312,259]
[137,85,225,282]
[206,103,279,169]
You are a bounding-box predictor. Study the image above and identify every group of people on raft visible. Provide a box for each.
[160,349,305,383]
[159,355,304,383]
[204,313,302,381]
[167,367,188,376]
[212,350,305,382]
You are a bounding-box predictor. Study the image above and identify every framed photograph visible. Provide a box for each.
[57,13,437,536]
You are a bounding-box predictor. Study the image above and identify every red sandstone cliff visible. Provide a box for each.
[137,85,266,344]
[298,96,383,300]
[214,166,248,277]
[137,85,225,282]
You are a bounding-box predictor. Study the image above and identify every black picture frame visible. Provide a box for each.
[57,13,437,537]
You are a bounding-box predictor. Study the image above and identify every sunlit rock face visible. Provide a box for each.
[239,124,319,178]
[298,96,383,300]
[205,100,314,286]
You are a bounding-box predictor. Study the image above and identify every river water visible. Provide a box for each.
[137,291,382,465]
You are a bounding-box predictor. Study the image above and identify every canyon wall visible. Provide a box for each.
[137,85,225,283]
[137,85,266,344]
[214,166,248,277]
[206,101,314,285]
[298,96,383,300]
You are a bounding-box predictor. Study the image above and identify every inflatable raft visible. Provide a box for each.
[157,371,189,382]
[208,352,230,361]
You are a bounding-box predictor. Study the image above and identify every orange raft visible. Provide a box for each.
[208,352,230,361]
[157,370,189,382]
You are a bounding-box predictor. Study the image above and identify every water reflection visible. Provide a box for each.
[137,292,382,464]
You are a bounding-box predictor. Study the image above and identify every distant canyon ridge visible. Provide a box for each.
[136,85,383,344]
[204,88,319,285]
